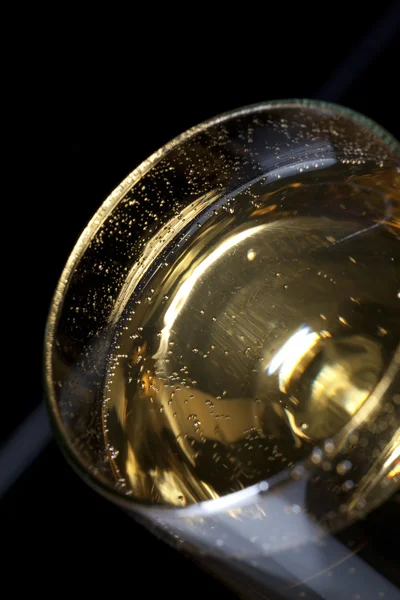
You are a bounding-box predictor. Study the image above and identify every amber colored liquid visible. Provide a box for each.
[103,164,400,506]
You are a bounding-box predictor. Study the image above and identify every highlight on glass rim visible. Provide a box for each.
[45,100,399,599]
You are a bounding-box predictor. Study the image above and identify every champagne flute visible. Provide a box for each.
[45,100,399,599]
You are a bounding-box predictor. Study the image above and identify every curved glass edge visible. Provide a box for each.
[44,99,400,518]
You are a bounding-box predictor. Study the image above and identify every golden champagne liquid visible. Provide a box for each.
[102,164,400,507]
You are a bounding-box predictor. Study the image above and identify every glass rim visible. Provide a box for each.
[44,98,400,518]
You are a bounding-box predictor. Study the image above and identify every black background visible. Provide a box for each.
[3,7,400,598]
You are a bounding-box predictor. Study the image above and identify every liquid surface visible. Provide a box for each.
[103,164,400,506]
